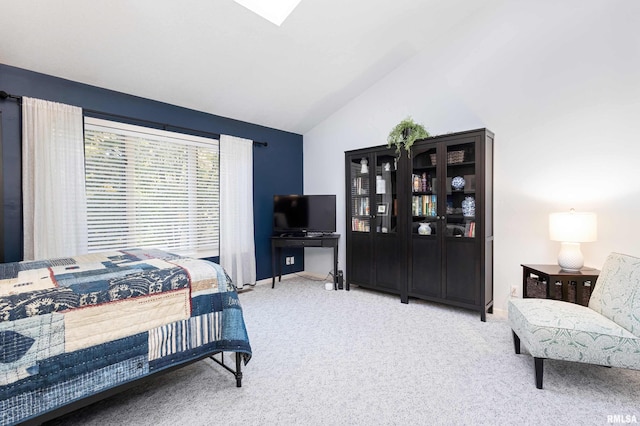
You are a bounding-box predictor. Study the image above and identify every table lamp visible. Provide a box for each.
[549,209,597,271]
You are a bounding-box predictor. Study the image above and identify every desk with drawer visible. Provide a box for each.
[271,234,340,289]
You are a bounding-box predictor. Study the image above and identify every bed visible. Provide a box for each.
[0,249,252,425]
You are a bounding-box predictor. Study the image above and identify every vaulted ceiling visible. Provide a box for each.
[0,0,502,134]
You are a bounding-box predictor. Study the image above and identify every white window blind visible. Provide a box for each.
[84,117,219,258]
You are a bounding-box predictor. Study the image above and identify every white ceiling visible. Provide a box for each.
[0,0,502,134]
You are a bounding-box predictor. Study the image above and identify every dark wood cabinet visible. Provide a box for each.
[345,147,407,299]
[345,128,494,321]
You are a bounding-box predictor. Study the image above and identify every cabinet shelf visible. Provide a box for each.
[446,160,475,167]
[447,214,475,220]
[413,166,436,172]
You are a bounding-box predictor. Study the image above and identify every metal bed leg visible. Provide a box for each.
[209,352,243,387]
[235,352,243,387]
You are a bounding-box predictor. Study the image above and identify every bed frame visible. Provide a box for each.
[1,250,252,425]
[20,351,243,425]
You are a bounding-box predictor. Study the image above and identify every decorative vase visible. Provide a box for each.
[451,176,465,191]
[360,158,368,174]
[418,223,431,235]
[462,196,475,217]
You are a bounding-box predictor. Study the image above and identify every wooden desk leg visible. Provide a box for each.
[333,244,338,290]
[277,247,282,283]
[271,242,280,288]
[271,243,276,288]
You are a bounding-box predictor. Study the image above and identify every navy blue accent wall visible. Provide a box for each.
[0,63,303,280]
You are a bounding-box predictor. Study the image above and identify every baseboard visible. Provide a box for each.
[254,273,298,286]
[299,270,329,280]
[491,307,507,319]
[253,271,328,286]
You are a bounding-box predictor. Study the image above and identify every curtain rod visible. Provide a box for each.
[0,90,21,102]
[0,90,268,147]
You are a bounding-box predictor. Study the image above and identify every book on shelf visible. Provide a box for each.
[412,173,432,192]
[412,194,437,217]
[464,221,476,237]
[353,197,370,216]
[351,217,370,232]
[352,176,368,195]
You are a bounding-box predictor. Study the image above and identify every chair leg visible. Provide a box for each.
[534,357,544,389]
[512,330,521,354]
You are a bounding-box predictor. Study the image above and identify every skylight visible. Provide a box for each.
[234,0,302,26]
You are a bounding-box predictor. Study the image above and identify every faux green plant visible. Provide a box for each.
[387,117,430,157]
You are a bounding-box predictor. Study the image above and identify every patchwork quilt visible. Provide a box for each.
[0,249,252,425]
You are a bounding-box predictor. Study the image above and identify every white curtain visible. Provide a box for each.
[22,97,87,260]
[220,135,256,288]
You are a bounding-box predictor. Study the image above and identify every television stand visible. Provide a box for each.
[270,234,340,289]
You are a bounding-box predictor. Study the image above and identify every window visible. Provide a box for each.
[83,117,219,258]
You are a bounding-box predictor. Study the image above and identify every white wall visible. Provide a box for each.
[303,1,640,314]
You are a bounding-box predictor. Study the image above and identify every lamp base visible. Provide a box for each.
[557,242,584,272]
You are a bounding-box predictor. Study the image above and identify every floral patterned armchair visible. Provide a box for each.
[508,252,640,389]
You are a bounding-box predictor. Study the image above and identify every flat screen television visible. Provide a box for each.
[273,194,336,235]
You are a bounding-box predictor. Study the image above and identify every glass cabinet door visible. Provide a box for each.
[411,146,438,236]
[445,142,476,238]
[350,155,371,232]
[374,154,397,234]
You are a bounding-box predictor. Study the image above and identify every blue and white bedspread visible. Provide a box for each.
[0,249,252,425]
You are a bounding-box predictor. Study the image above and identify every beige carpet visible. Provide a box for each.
[47,276,640,425]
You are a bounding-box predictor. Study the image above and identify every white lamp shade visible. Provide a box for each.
[549,211,597,243]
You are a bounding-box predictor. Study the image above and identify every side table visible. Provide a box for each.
[521,264,600,307]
